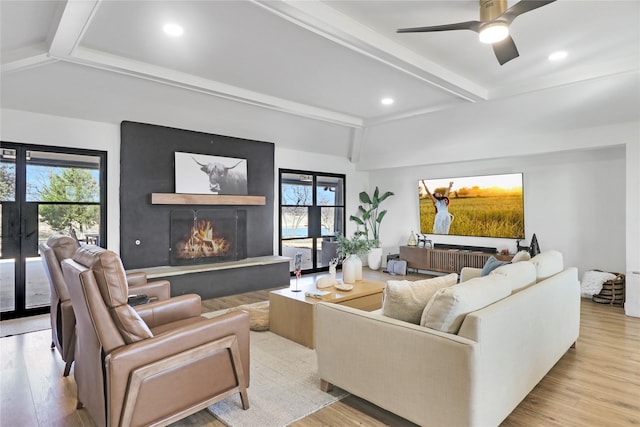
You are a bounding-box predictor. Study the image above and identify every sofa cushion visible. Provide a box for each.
[421,275,512,334]
[382,273,458,324]
[530,250,563,281]
[490,261,537,292]
[511,250,531,263]
[481,256,509,276]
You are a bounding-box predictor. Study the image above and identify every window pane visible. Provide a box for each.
[0,258,15,312]
[281,206,308,238]
[320,207,344,236]
[1,154,16,202]
[25,256,48,309]
[281,238,313,272]
[281,173,313,206]
[39,204,100,240]
[26,150,100,202]
[318,237,339,268]
[316,176,344,206]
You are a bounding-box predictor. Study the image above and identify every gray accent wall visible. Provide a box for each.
[119,121,275,270]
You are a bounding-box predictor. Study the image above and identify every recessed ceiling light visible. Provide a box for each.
[163,23,184,37]
[548,51,567,61]
[381,98,394,106]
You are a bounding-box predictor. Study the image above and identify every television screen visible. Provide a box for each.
[418,173,524,239]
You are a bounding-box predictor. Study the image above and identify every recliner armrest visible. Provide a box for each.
[134,294,201,328]
[129,279,171,301]
[105,311,250,426]
[125,272,147,287]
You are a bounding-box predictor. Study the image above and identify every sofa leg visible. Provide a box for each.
[320,379,333,392]
[570,341,577,349]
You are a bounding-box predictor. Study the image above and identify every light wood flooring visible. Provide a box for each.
[1,270,639,426]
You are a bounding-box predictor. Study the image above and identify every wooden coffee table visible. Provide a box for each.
[269,277,386,348]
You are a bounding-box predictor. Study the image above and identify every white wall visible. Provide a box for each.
[369,146,627,279]
[1,109,122,251]
[625,142,640,317]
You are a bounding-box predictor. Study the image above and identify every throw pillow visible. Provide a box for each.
[490,261,537,292]
[420,275,512,334]
[382,273,458,324]
[481,256,509,276]
[511,250,531,263]
[530,250,563,281]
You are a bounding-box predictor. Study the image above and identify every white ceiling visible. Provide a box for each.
[1,0,639,166]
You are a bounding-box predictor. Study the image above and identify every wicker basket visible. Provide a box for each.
[591,271,625,306]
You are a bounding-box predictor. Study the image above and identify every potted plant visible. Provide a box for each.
[336,234,370,284]
[349,186,394,270]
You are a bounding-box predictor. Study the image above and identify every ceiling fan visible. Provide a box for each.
[397,0,556,65]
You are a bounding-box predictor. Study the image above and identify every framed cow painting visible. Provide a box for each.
[174,152,248,195]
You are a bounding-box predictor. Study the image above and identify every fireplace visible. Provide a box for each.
[170,209,247,266]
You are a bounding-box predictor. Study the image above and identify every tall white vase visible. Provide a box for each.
[353,254,363,280]
[367,247,383,271]
[342,255,356,284]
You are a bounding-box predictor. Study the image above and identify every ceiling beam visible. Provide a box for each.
[48,0,100,58]
[253,0,488,103]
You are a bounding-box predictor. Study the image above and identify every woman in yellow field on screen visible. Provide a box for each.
[423,180,454,234]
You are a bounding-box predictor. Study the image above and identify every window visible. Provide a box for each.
[279,170,345,274]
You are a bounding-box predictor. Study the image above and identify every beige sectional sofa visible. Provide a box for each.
[315,250,580,427]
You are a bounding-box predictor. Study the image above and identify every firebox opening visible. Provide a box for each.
[170,209,247,266]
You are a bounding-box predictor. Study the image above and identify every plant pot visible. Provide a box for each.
[342,254,362,284]
[367,247,383,270]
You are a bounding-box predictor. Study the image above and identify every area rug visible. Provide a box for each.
[208,331,348,427]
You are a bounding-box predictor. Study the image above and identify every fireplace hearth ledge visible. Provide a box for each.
[126,255,291,279]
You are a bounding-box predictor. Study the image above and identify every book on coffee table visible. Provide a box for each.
[305,290,331,299]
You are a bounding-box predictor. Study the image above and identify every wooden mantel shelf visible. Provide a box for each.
[151,193,266,206]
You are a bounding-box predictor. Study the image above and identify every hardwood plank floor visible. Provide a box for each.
[1,271,638,426]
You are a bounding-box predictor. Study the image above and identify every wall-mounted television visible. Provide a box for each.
[418,173,524,239]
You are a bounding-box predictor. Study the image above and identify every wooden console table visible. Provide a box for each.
[400,246,512,274]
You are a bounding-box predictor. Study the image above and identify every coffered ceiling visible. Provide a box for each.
[2,1,639,164]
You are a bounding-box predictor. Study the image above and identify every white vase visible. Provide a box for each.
[367,247,383,271]
[353,254,363,280]
[342,255,356,284]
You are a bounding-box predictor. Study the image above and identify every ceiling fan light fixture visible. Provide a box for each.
[478,22,509,44]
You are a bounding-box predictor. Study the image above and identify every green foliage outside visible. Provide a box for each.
[39,168,100,233]
[0,163,16,201]
[419,194,524,238]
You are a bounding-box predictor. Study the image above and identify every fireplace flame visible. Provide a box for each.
[176,219,231,259]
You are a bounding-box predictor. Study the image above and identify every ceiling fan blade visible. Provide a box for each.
[502,0,556,24]
[397,21,482,34]
[492,35,519,65]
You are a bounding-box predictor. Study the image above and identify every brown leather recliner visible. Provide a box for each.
[40,235,172,377]
[61,245,250,427]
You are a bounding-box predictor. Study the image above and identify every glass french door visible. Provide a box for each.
[279,169,345,274]
[0,143,106,319]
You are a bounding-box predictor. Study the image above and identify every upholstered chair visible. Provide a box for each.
[62,245,250,427]
[40,235,79,376]
[40,235,173,377]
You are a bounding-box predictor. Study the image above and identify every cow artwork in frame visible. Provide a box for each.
[174,152,248,195]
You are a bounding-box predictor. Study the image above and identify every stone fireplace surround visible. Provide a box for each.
[119,121,289,299]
